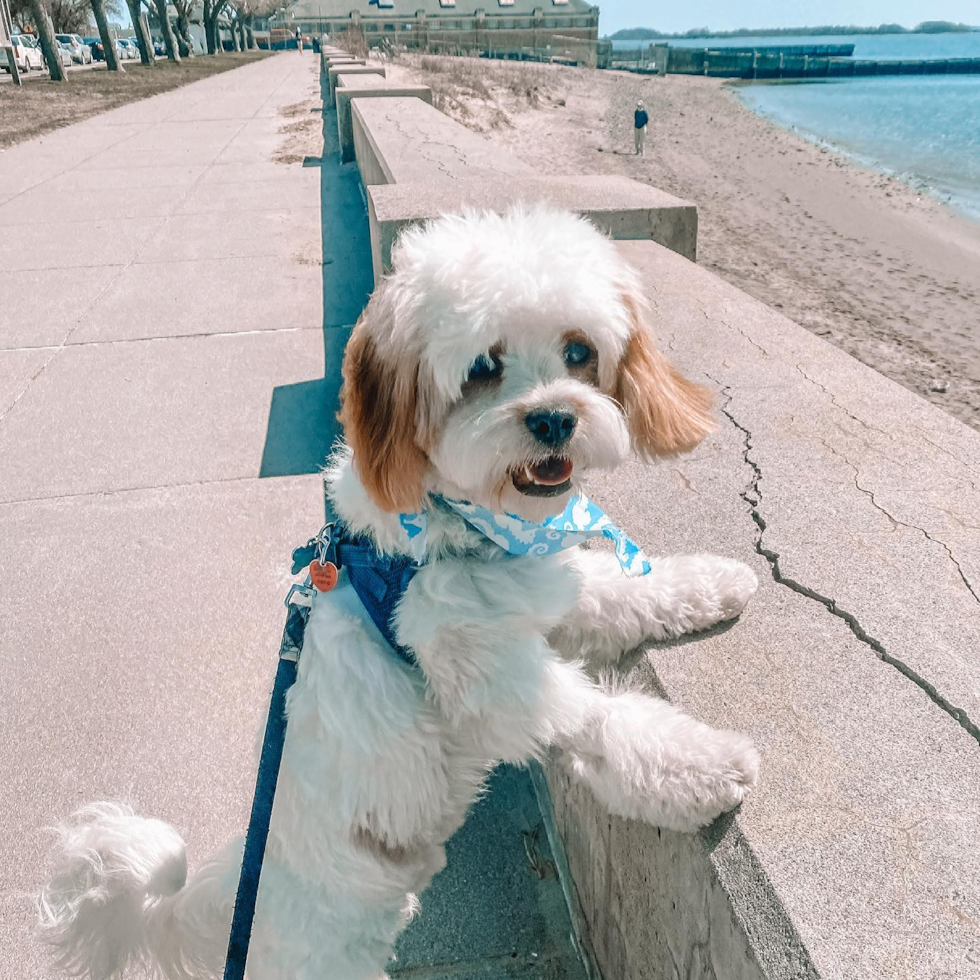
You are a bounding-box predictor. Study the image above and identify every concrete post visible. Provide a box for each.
[2,44,20,83]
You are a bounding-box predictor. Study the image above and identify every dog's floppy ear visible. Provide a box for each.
[339,287,428,512]
[614,293,715,458]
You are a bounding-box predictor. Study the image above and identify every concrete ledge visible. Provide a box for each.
[327,64,386,106]
[367,174,698,281]
[336,80,433,164]
[323,54,360,68]
[322,55,362,79]
[350,95,533,187]
[543,238,980,980]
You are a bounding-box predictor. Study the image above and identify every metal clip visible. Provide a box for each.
[314,522,338,567]
[284,583,316,609]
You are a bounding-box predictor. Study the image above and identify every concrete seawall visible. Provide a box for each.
[323,44,980,980]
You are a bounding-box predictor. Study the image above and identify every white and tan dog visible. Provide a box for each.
[38,207,759,980]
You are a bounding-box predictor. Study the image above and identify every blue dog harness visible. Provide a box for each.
[290,522,421,664]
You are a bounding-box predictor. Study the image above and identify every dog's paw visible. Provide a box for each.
[566,694,760,833]
[675,729,760,831]
[644,555,758,637]
[706,557,759,622]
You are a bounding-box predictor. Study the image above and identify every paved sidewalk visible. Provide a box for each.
[0,53,583,979]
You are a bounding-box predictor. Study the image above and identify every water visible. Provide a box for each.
[611,33,980,222]
[736,75,980,221]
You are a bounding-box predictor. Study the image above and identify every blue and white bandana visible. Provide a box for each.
[399,494,653,576]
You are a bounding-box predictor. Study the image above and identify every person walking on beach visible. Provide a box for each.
[296,29,303,53]
[634,100,649,156]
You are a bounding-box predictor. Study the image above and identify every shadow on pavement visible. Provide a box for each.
[259,72,373,485]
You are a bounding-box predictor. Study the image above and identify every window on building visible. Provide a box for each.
[438,0,456,6]
[383,22,395,30]
[376,0,394,6]
[552,0,570,4]
[364,22,378,30]
[498,0,515,5]
[544,18,557,27]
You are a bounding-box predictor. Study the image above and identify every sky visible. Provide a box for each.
[599,1,980,36]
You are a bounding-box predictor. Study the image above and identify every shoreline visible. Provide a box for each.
[390,57,980,432]
[728,76,980,225]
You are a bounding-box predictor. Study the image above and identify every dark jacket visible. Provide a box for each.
[634,109,649,129]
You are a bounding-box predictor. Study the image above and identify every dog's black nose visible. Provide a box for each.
[525,408,577,446]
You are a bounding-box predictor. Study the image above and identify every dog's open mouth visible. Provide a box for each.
[511,457,574,497]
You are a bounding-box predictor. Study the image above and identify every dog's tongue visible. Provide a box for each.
[529,457,574,486]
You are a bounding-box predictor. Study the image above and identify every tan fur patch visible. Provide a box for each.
[338,298,429,512]
[615,295,716,457]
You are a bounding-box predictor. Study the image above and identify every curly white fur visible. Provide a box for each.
[38,206,760,980]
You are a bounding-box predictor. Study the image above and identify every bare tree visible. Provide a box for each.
[50,0,89,33]
[90,0,122,70]
[202,0,225,54]
[27,0,66,79]
[225,1,238,49]
[171,0,195,56]
[125,0,153,64]
[151,0,179,60]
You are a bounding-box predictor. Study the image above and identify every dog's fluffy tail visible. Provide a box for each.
[37,803,236,980]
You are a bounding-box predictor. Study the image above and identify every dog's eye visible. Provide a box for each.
[467,353,502,382]
[564,341,594,368]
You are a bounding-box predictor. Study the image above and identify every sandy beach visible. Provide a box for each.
[389,57,980,432]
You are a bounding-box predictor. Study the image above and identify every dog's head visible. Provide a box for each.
[339,206,714,522]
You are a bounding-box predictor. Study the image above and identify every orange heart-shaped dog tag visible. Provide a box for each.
[308,560,338,592]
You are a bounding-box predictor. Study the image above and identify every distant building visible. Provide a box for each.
[287,0,603,63]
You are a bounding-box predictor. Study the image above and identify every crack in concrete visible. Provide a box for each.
[670,468,700,495]
[818,437,980,607]
[725,317,770,358]
[711,379,980,748]
[795,364,900,444]
[912,427,980,498]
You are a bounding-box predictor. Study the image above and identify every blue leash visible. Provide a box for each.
[222,523,420,978]
[223,584,313,980]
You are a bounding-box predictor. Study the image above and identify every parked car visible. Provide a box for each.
[3,35,42,72]
[8,34,44,72]
[127,36,143,58]
[55,33,90,64]
[73,33,94,63]
[84,36,105,61]
[55,39,74,69]
[152,39,166,56]
[114,38,132,60]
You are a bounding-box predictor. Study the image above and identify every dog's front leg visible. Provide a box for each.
[555,667,760,832]
[550,547,758,663]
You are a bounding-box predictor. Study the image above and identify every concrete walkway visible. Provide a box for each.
[0,54,583,979]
